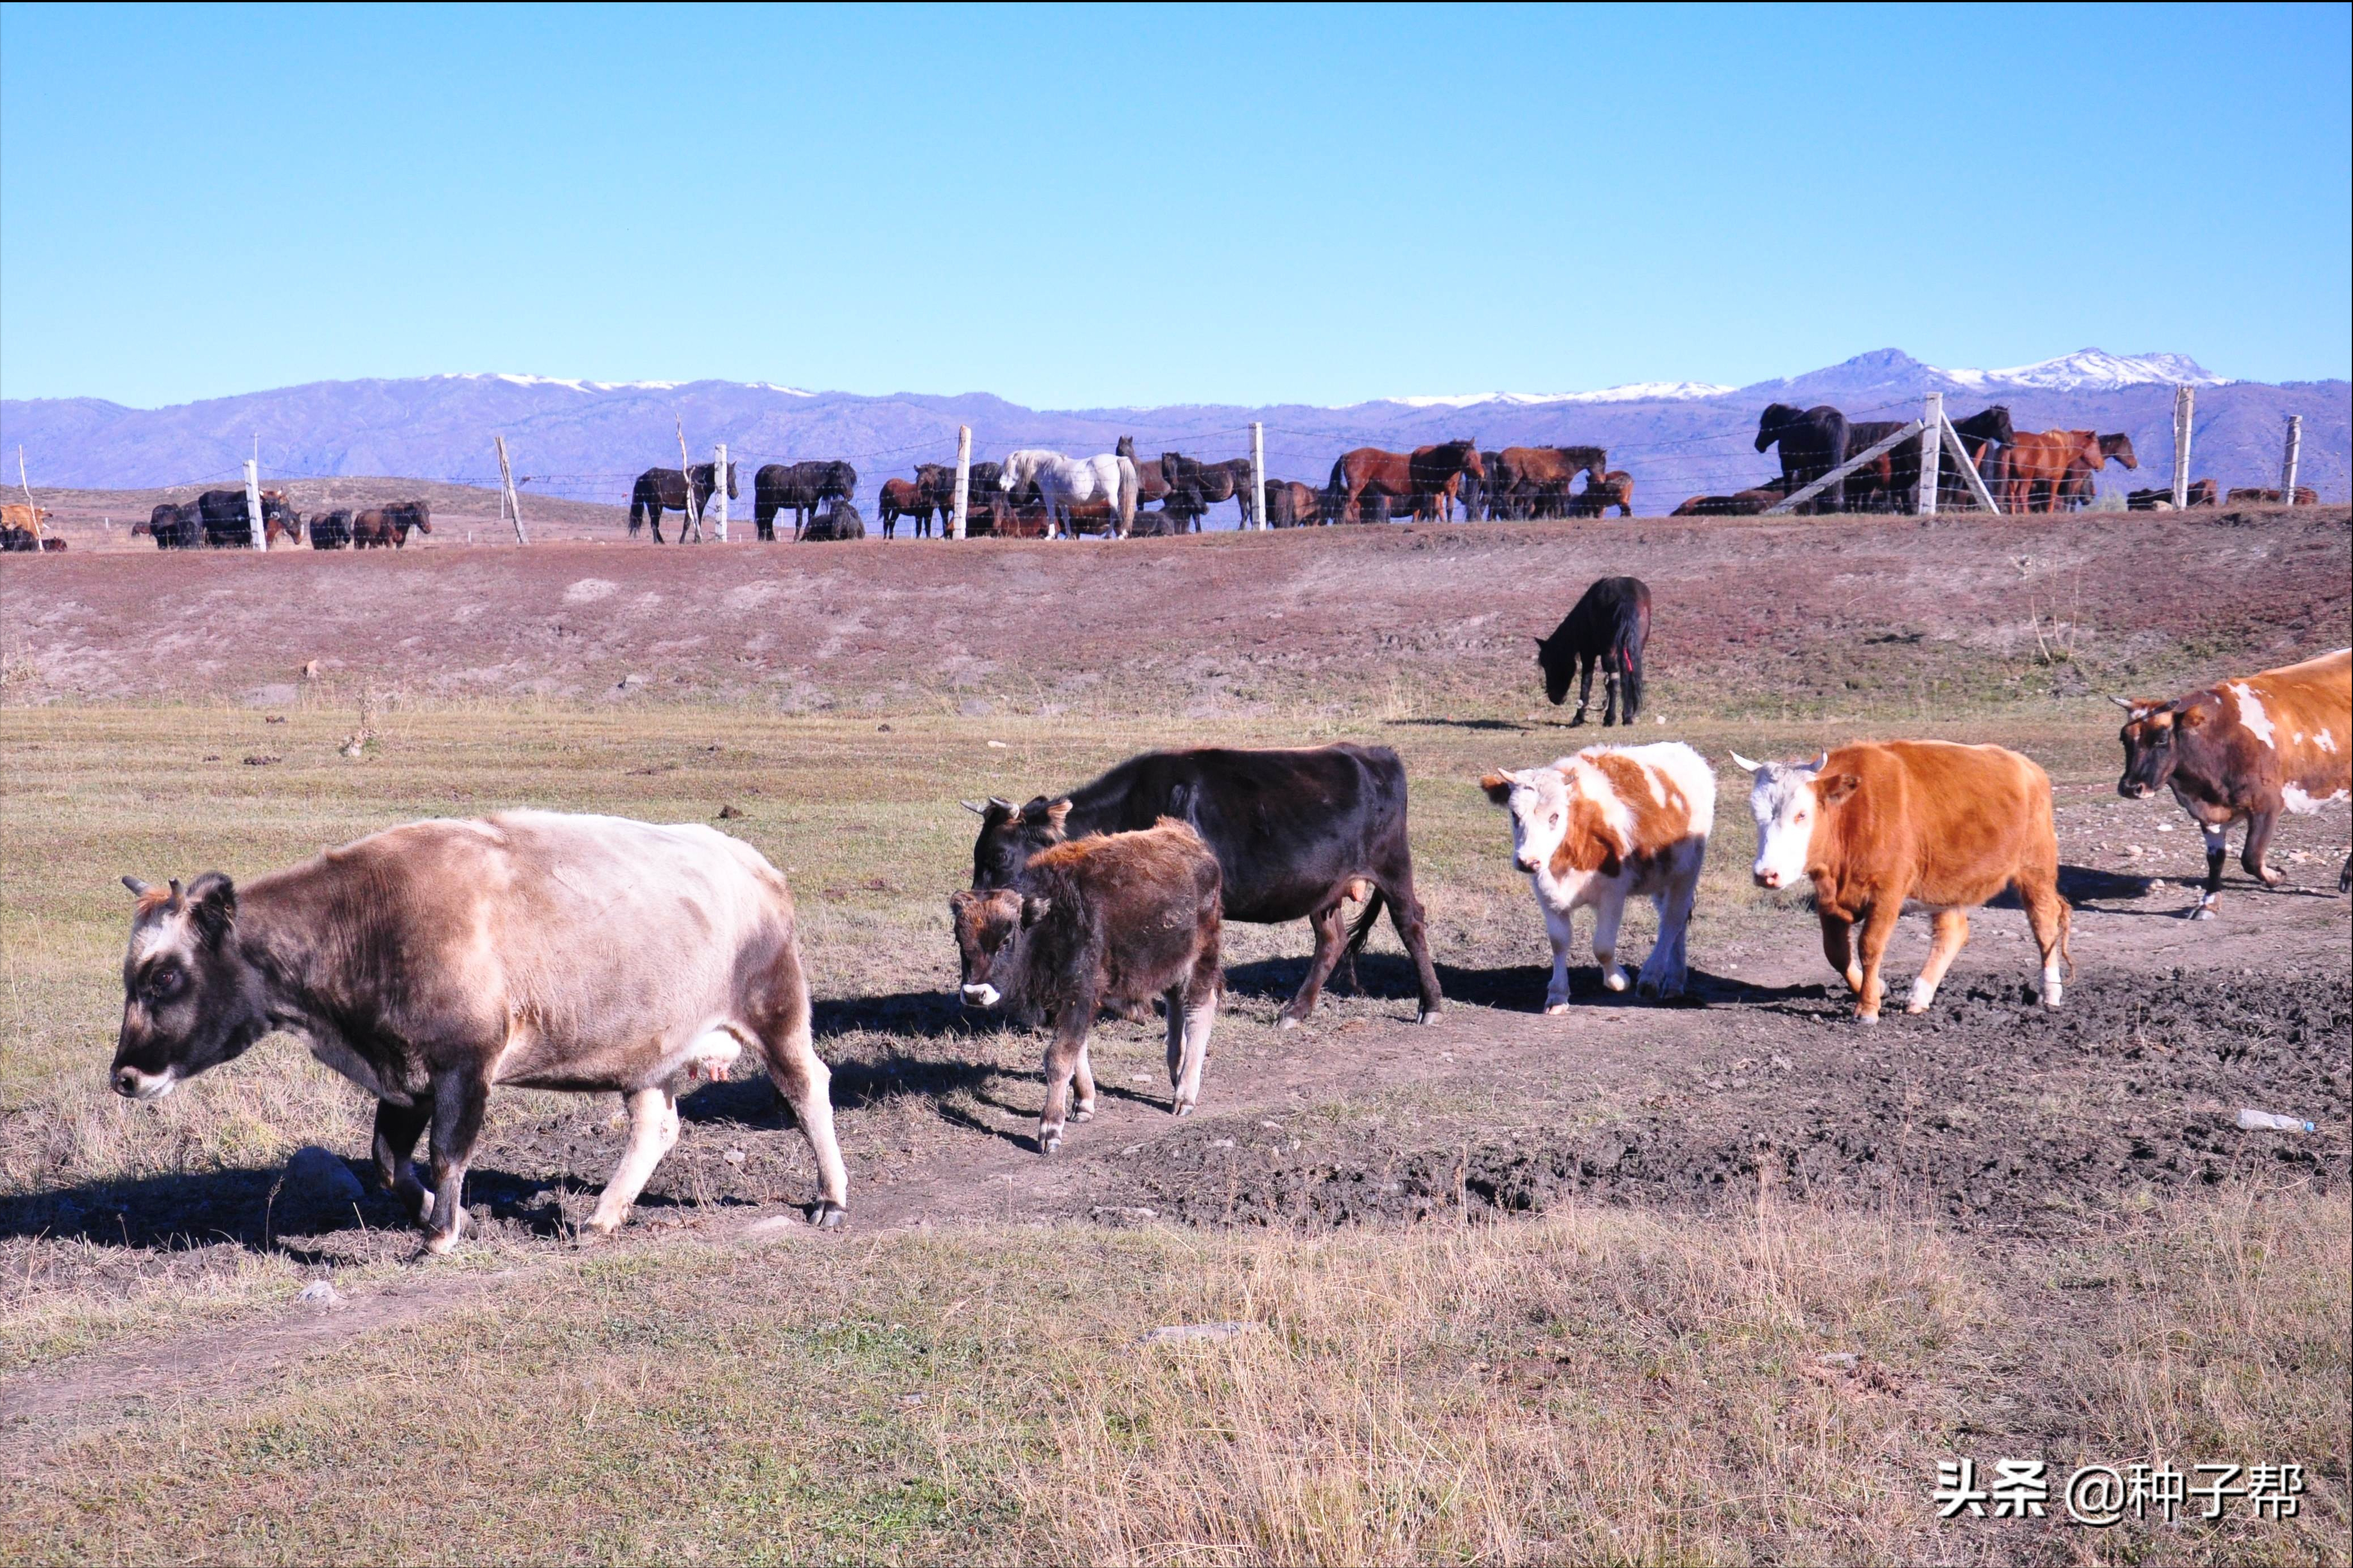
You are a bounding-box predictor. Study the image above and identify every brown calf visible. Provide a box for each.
[1736,742,2071,1022]
[950,818,1223,1154]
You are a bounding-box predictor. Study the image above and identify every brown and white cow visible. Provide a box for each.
[950,818,1223,1154]
[1480,742,1715,1010]
[1734,742,2071,1022]
[2113,647,2352,916]
[112,811,850,1253]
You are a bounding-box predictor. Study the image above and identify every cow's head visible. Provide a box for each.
[1732,752,1841,889]
[1480,765,1622,883]
[111,874,268,1101]
[948,887,1047,1009]
[2112,695,2200,798]
[963,796,1071,889]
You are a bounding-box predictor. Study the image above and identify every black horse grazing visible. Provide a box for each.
[1538,576,1652,727]
[629,463,736,542]
[753,461,856,540]
[1754,404,1850,514]
[965,745,1444,1028]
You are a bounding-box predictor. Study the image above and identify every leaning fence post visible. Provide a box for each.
[1916,393,1943,516]
[495,436,528,543]
[1249,422,1267,529]
[713,442,729,541]
[2170,385,2194,509]
[2279,415,2302,506]
[674,419,701,541]
[951,425,972,539]
[243,458,267,552]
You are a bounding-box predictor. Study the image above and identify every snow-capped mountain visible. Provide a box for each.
[1378,382,1736,410]
[1934,349,2229,394]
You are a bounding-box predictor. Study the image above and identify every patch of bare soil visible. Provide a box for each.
[3,506,2345,711]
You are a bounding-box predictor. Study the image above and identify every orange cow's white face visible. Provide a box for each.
[1733,752,1839,889]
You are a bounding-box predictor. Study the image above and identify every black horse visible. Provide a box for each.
[1753,404,1851,514]
[629,462,736,543]
[194,488,300,547]
[309,509,352,549]
[1537,576,1651,727]
[139,502,202,548]
[752,461,856,540]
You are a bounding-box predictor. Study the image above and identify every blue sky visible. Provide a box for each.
[3,3,2347,409]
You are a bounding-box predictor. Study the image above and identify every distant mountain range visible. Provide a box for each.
[5,349,2342,516]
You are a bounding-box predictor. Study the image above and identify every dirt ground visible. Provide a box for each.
[1,506,2346,1558]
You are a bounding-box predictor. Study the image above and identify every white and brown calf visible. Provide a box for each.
[1480,742,1716,1010]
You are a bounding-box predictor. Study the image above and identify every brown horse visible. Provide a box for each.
[1263,480,1321,527]
[1991,430,2103,513]
[1113,437,1173,505]
[1324,440,1483,523]
[877,477,931,538]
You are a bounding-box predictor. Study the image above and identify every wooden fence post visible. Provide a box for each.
[674,420,700,541]
[1940,409,2002,514]
[243,458,267,552]
[1916,393,1943,516]
[951,425,972,539]
[1250,422,1267,529]
[495,436,528,544]
[2170,384,2194,510]
[714,442,729,541]
[2280,415,2302,506]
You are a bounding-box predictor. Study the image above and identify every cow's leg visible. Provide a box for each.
[1171,962,1219,1116]
[1905,909,1970,1014]
[421,1069,491,1255]
[1164,987,1187,1105]
[1543,899,1576,1014]
[584,1085,678,1238]
[1072,1037,1097,1123]
[1277,897,1350,1030]
[1819,910,1863,994]
[1637,873,1699,998]
[2019,879,2071,1009]
[1379,869,1445,1023]
[1591,885,1631,993]
[1037,1001,1094,1154]
[2241,809,2286,887]
[755,986,850,1227]
[370,1097,434,1223]
[2195,823,2230,918]
[1852,900,1902,1023]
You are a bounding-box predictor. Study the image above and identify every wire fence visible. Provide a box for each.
[56,392,2334,544]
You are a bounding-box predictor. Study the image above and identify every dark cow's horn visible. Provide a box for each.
[987,796,1014,811]
[122,875,151,896]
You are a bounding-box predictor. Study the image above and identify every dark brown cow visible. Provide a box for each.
[950,818,1223,1154]
[2113,648,2351,915]
[110,812,850,1253]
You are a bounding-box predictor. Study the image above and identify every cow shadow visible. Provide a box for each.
[1224,953,1826,1018]
[813,988,978,1043]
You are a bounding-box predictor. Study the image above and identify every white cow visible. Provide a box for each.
[1000,448,1139,538]
[1480,742,1716,1010]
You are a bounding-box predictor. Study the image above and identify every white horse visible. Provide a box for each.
[999,449,1138,538]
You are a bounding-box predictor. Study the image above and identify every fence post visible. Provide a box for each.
[1916,393,1943,516]
[713,443,729,541]
[243,458,266,551]
[2170,385,2194,509]
[1249,422,1267,529]
[495,436,528,544]
[2279,415,2302,505]
[951,425,972,539]
[15,446,42,541]
[674,420,704,541]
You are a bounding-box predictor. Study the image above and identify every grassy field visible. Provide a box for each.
[2,694,2346,1564]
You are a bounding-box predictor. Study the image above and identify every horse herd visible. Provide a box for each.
[132,492,432,550]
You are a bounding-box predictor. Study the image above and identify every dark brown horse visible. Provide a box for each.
[1113,437,1172,505]
[1263,479,1321,527]
[1160,451,1253,524]
[631,463,736,542]
[1323,440,1483,524]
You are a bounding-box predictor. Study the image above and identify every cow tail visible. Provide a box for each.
[1342,889,1386,962]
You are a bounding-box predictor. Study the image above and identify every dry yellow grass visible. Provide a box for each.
[4,1189,2342,1565]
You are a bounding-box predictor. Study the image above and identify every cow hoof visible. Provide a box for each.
[1073,1104,1094,1123]
[2190,906,2217,922]
[1276,1014,1303,1032]
[810,1200,849,1230]
[1601,972,1629,994]
[1416,1006,1443,1025]
[421,1228,462,1258]
[1173,1101,1195,1118]
[1544,1002,1572,1017]
[1039,1131,1063,1156]
[1855,1011,1880,1027]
